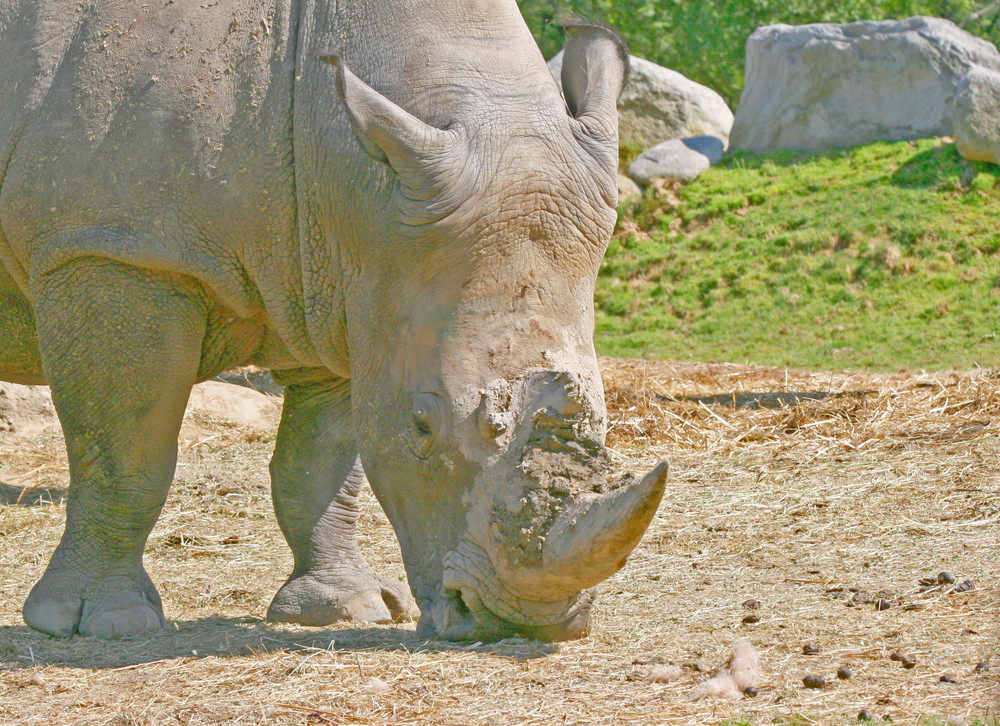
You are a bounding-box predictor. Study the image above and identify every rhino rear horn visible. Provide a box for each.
[321,52,464,199]
[560,23,629,154]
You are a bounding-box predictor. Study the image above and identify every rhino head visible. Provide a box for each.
[326,24,667,641]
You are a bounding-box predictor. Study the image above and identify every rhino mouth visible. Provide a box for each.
[419,538,595,641]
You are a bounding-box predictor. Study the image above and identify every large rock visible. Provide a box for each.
[617,173,642,201]
[627,136,725,184]
[0,380,280,438]
[730,17,1000,153]
[187,381,281,430]
[549,52,733,149]
[954,67,1000,164]
[0,383,57,436]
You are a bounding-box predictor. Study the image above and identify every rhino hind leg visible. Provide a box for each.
[266,374,417,626]
[23,257,206,637]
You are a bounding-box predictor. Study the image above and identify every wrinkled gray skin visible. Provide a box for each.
[0,0,668,641]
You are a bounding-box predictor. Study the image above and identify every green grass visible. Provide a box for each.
[598,138,1000,371]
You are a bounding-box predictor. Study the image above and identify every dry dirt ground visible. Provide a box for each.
[0,360,997,726]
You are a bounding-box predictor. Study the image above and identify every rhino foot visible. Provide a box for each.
[24,569,165,638]
[266,570,417,626]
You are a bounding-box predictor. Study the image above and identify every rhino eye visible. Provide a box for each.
[409,392,447,460]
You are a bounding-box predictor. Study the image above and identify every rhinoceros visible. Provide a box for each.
[0,0,668,641]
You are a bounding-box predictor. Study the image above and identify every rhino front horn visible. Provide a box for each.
[495,460,669,602]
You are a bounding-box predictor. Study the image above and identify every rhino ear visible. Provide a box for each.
[321,52,459,180]
[560,23,628,147]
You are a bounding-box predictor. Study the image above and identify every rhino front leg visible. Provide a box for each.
[23,258,206,637]
[266,374,417,626]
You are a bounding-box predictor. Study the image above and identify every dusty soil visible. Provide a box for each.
[0,360,997,725]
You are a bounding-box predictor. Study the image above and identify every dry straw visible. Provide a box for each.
[0,359,997,725]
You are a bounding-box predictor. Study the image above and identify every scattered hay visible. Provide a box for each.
[0,359,997,725]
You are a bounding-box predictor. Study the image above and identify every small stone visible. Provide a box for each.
[974,661,990,672]
[742,598,761,610]
[803,643,821,655]
[802,674,826,689]
[875,599,893,611]
[938,571,956,584]
[837,665,853,680]
[940,673,957,683]
[742,614,760,624]
[858,709,873,721]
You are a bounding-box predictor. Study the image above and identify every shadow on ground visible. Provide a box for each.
[671,389,870,409]
[0,481,65,506]
[890,143,1000,189]
[0,616,555,670]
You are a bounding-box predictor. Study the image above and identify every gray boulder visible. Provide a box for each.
[617,173,642,201]
[730,17,1000,153]
[549,52,733,149]
[954,67,1000,165]
[627,137,725,184]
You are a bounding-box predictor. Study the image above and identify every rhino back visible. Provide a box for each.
[0,0,320,364]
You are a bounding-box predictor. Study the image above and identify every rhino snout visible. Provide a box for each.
[424,369,668,640]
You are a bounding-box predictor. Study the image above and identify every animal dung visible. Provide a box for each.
[802,674,826,689]
[802,643,821,655]
[687,638,761,701]
[742,614,761,624]
[888,652,918,670]
[875,598,893,611]
[917,572,975,594]
[974,661,990,672]
[940,673,958,683]
[858,709,873,721]
[837,665,853,680]
[742,598,761,609]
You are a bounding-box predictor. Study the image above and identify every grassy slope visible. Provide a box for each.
[597,139,1000,371]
